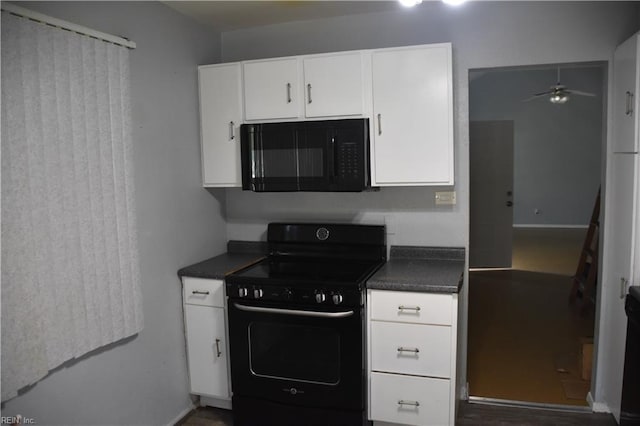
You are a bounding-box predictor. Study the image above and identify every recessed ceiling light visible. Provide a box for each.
[442,0,467,5]
[399,0,423,7]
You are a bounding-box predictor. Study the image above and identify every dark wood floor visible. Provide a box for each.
[178,402,617,425]
[468,269,595,406]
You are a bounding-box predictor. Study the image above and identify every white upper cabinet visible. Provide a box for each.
[371,44,454,186]
[198,43,455,188]
[243,58,301,121]
[303,52,366,118]
[199,64,243,187]
[243,53,366,121]
[613,34,639,153]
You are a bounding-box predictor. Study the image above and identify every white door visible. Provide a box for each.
[199,64,243,187]
[469,121,514,268]
[303,53,364,118]
[600,153,636,422]
[243,58,300,121]
[613,35,639,153]
[371,44,453,186]
[185,305,229,399]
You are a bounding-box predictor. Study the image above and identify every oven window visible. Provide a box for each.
[248,322,340,385]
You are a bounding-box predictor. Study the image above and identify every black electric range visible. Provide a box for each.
[225,222,386,426]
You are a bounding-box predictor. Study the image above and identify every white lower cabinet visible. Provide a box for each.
[368,289,458,426]
[182,277,231,407]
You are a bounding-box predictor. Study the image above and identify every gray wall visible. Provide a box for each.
[470,66,604,226]
[1,2,225,425]
[220,0,638,405]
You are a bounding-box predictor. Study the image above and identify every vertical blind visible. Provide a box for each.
[1,11,143,401]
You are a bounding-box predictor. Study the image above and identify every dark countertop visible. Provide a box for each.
[177,241,267,280]
[367,246,465,293]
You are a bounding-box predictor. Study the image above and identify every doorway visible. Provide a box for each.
[467,63,605,407]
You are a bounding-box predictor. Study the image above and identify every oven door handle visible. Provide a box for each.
[233,303,354,318]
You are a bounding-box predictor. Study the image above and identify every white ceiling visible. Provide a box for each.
[163,1,405,32]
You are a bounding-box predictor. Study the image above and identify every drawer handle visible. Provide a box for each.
[398,400,420,407]
[398,305,421,312]
[397,347,420,354]
[192,290,210,295]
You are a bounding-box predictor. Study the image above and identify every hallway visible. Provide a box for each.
[468,227,595,406]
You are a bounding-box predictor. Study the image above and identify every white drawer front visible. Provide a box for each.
[371,322,451,378]
[183,277,225,307]
[369,290,453,325]
[370,372,450,426]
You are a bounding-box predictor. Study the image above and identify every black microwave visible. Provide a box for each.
[240,118,370,192]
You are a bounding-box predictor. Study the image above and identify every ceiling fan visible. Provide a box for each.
[523,68,596,104]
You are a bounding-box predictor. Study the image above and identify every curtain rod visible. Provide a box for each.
[1,3,136,49]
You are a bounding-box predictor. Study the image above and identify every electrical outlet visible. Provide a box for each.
[435,191,456,205]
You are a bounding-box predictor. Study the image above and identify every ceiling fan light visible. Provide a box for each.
[398,0,423,7]
[550,93,569,104]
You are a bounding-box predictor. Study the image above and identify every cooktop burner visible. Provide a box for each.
[226,223,387,307]
[231,257,382,285]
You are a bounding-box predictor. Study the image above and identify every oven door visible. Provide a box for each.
[227,300,364,411]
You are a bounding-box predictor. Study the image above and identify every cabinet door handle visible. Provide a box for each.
[229,121,235,140]
[397,347,420,354]
[377,113,382,135]
[192,290,210,295]
[215,338,222,357]
[621,277,628,299]
[398,400,420,407]
[307,83,312,104]
[286,82,292,104]
[398,305,421,312]
[626,91,634,115]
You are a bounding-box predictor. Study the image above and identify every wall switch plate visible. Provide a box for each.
[435,191,456,205]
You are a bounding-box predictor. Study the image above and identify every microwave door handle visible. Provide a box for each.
[330,135,338,178]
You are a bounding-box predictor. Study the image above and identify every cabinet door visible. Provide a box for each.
[199,64,242,187]
[185,304,230,399]
[303,53,364,118]
[371,44,453,186]
[243,58,300,120]
[600,153,637,422]
[613,35,639,153]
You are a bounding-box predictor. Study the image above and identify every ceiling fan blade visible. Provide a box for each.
[532,90,552,97]
[567,89,597,97]
[522,94,547,102]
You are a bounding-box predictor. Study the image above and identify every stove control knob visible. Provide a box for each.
[332,293,343,305]
[283,288,292,300]
[238,287,248,298]
[254,288,263,299]
[315,292,326,304]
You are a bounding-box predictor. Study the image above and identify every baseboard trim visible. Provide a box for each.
[168,403,195,426]
[513,224,589,229]
[200,396,232,410]
[586,392,610,413]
